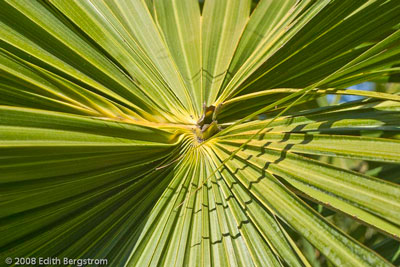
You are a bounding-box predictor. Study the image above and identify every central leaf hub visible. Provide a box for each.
[195,104,221,142]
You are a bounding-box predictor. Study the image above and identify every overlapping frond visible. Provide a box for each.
[1,0,400,266]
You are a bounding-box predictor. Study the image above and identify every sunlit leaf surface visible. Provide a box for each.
[1,0,400,266]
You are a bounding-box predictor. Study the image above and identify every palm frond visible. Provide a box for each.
[1,0,400,266]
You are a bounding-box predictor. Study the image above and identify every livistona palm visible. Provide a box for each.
[1,0,400,266]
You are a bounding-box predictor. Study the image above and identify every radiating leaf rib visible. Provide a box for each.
[185,153,212,267]
[126,151,240,266]
[154,0,202,116]
[123,147,290,266]
[1,0,400,266]
[204,147,308,267]
[225,88,400,106]
[102,168,178,266]
[0,19,130,108]
[201,0,251,105]
[0,0,162,119]
[127,156,195,266]
[1,165,174,264]
[213,146,392,267]
[323,29,400,87]
[0,49,149,119]
[217,0,329,101]
[0,106,176,143]
[99,0,195,115]
[0,137,173,184]
[217,141,400,237]
[204,158,236,266]
[0,51,94,112]
[163,151,202,266]
[0,83,99,117]
[0,106,178,184]
[221,0,297,89]
[47,0,190,121]
[327,68,400,89]
[220,88,400,122]
[224,100,400,136]
[255,0,400,89]
[220,0,400,101]
[0,161,156,217]
[220,132,400,163]
[0,106,178,185]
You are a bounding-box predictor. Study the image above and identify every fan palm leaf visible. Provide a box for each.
[1,0,400,266]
